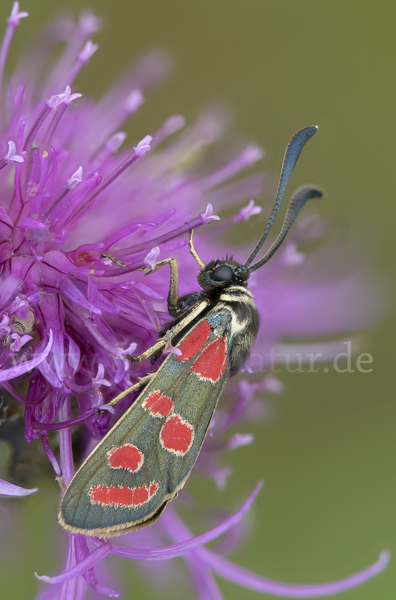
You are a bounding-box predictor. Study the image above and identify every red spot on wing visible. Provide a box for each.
[191,337,227,383]
[142,390,173,417]
[89,482,159,508]
[160,414,194,456]
[106,444,144,473]
[149,481,159,496]
[177,320,211,362]
[133,485,150,506]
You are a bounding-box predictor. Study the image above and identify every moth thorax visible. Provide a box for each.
[219,286,255,306]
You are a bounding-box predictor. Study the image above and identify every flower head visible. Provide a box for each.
[0,4,388,599]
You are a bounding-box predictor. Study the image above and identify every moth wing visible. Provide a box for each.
[59,310,232,537]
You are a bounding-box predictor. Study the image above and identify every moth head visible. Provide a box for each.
[197,257,249,290]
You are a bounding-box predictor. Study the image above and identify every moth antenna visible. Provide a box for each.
[189,230,205,268]
[244,126,318,269]
[248,185,324,272]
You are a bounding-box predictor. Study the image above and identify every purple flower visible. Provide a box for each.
[0,3,388,599]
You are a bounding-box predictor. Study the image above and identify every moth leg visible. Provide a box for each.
[138,257,179,312]
[128,297,210,362]
[133,251,208,362]
[188,230,205,268]
[105,373,155,409]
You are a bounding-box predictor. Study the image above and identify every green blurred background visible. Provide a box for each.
[1,1,395,598]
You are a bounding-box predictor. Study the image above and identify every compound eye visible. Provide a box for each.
[212,265,233,282]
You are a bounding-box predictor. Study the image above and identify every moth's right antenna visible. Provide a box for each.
[244,126,318,270]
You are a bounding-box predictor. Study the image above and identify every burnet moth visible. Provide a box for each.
[59,126,323,537]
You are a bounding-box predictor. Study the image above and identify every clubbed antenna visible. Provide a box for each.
[248,185,323,272]
[244,126,318,270]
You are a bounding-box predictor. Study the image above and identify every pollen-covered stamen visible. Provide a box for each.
[47,171,102,227]
[68,40,99,85]
[233,200,262,224]
[0,140,24,172]
[79,39,99,63]
[44,12,101,94]
[65,134,152,224]
[7,3,29,27]
[116,341,137,362]
[90,90,145,158]
[0,4,29,134]
[43,87,83,148]
[23,88,80,151]
[92,364,111,390]
[106,132,127,153]
[5,140,24,164]
[89,481,159,508]
[78,11,103,38]
[191,336,227,383]
[48,85,82,109]
[151,115,186,149]
[200,203,220,224]
[143,390,173,418]
[67,167,83,190]
[133,134,151,157]
[223,432,254,450]
[106,444,144,473]
[93,132,127,165]
[124,89,145,118]
[282,241,305,266]
[144,247,159,271]
[9,332,32,352]
[160,414,194,456]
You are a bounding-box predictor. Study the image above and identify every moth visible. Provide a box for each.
[59,126,322,537]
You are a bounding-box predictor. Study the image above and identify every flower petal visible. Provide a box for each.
[0,478,38,497]
[0,330,53,381]
[199,549,391,598]
[36,542,112,585]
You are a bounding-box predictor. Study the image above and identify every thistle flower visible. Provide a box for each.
[0,4,389,599]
